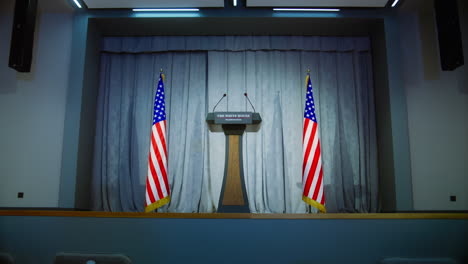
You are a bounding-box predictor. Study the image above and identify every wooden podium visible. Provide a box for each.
[206,112,262,213]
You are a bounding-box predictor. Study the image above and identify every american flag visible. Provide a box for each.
[145,73,170,212]
[302,74,326,213]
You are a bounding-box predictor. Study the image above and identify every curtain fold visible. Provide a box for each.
[92,36,378,213]
[92,52,213,212]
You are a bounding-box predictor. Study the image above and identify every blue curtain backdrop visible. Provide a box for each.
[92,36,378,213]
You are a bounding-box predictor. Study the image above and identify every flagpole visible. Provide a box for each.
[145,68,170,213]
[306,68,311,214]
[153,67,164,214]
[302,68,326,214]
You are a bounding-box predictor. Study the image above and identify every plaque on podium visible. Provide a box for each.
[206,112,262,213]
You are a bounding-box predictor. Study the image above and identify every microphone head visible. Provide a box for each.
[244,92,247,96]
[223,93,227,97]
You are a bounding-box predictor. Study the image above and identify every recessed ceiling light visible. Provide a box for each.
[72,0,82,8]
[273,8,340,12]
[132,8,200,12]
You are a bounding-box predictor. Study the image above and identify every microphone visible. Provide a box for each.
[244,92,256,113]
[212,93,227,112]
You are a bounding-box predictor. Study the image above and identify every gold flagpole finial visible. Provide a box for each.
[159,69,165,82]
[305,69,311,91]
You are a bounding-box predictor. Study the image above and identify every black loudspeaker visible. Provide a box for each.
[434,0,464,71]
[8,0,38,72]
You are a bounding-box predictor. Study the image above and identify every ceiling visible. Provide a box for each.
[1,0,73,13]
[82,0,392,9]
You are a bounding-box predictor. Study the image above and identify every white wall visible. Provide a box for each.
[399,0,468,210]
[1,0,467,210]
[0,1,73,207]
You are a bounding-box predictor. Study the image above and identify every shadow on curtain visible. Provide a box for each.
[92,36,379,213]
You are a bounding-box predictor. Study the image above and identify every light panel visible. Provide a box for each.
[133,8,200,11]
[248,0,388,7]
[72,0,82,8]
[83,0,224,9]
[391,0,400,7]
[273,8,340,12]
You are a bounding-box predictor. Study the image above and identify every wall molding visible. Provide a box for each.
[1,210,467,219]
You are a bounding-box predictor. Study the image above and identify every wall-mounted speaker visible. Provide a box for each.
[8,0,38,73]
[433,0,464,71]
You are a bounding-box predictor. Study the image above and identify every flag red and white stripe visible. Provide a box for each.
[302,74,326,213]
[145,73,170,212]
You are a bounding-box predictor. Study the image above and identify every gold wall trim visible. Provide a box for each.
[0,211,467,219]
